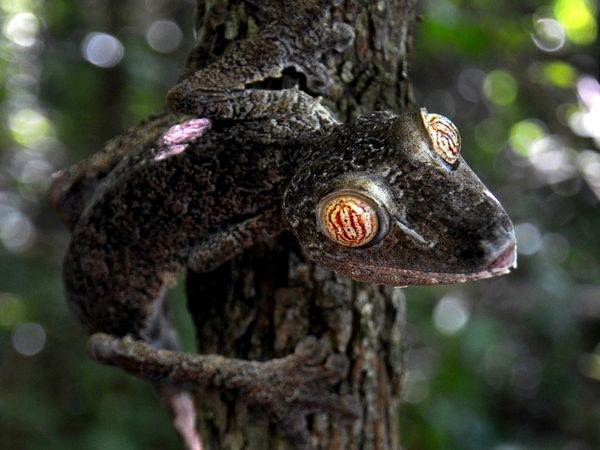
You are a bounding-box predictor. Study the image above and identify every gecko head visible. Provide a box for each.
[283,110,516,286]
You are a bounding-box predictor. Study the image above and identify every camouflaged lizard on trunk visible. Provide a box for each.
[51,1,516,449]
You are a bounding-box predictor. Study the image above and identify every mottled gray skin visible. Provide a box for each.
[50,0,352,231]
[49,110,187,229]
[60,0,358,340]
[285,111,515,287]
[63,111,514,338]
[63,120,296,338]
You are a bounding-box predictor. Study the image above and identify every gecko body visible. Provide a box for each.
[59,108,515,342]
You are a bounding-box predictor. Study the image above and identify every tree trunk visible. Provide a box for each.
[185,1,416,448]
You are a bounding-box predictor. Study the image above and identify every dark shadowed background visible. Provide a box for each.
[0,0,599,449]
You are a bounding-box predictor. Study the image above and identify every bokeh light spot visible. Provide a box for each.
[146,20,183,54]
[554,0,597,45]
[515,223,542,256]
[540,232,570,264]
[492,444,527,450]
[531,18,566,52]
[0,294,26,328]
[402,370,430,404]
[0,208,35,252]
[81,32,124,68]
[576,76,600,110]
[528,137,577,183]
[3,12,39,47]
[16,157,53,187]
[509,120,545,156]
[542,61,577,88]
[484,70,518,106]
[8,108,53,146]
[578,350,600,381]
[568,110,600,138]
[433,295,469,335]
[456,68,485,103]
[577,150,600,200]
[11,322,47,356]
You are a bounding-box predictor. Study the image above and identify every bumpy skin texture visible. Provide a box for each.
[64,120,294,337]
[49,110,188,229]
[53,4,360,446]
[64,110,514,338]
[285,111,515,286]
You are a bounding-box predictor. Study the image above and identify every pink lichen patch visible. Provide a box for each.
[160,118,211,146]
[155,144,188,161]
[155,118,211,161]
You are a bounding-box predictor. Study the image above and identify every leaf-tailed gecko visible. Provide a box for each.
[50,1,516,448]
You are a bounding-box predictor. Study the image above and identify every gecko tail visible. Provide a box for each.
[159,385,204,450]
[146,291,204,450]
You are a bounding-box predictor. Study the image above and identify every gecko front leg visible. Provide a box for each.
[88,333,360,449]
[169,83,337,132]
[187,206,287,273]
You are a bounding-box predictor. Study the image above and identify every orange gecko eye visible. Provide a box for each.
[420,108,461,164]
[317,191,381,247]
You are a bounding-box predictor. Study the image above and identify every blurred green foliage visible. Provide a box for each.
[405,0,600,449]
[1,1,196,449]
[0,0,599,449]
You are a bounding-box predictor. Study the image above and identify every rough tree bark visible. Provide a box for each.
[184,1,416,448]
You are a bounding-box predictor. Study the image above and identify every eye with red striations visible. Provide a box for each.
[317,192,380,247]
[420,108,461,164]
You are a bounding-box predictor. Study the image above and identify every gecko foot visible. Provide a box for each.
[237,336,361,449]
[87,333,359,449]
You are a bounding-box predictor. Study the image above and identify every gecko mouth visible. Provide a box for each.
[315,256,516,287]
[314,238,517,287]
[486,242,517,271]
